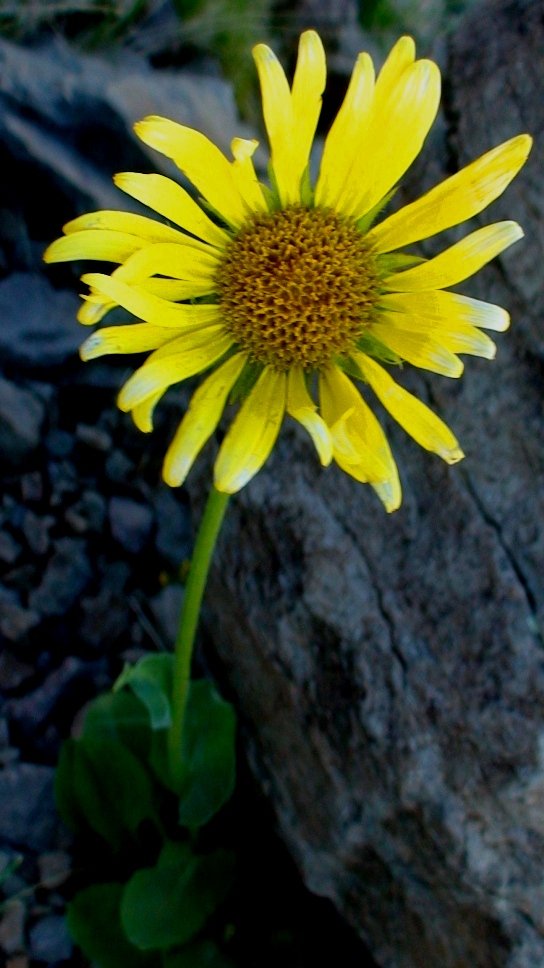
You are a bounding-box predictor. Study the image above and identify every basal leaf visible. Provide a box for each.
[67,883,158,968]
[115,654,174,730]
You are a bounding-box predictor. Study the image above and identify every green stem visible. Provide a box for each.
[168,485,230,788]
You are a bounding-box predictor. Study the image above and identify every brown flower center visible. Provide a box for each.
[215,206,378,370]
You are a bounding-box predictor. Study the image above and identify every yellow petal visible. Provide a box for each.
[379,290,510,331]
[163,353,247,487]
[117,327,233,412]
[230,138,268,214]
[368,134,533,253]
[383,221,524,291]
[252,42,296,205]
[114,172,230,249]
[77,294,116,326]
[290,31,326,190]
[214,367,286,493]
[80,274,221,329]
[134,117,247,228]
[132,389,165,433]
[43,230,146,264]
[80,323,178,360]
[319,367,400,509]
[374,304,497,357]
[63,210,192,245]
[141,278,212,301]
[348,59,441,220]
[373,35,416,105]
[315,52,375,209]
[370,320,464,377]
[112,242,218,285]
[286,367,332,466]
[354,352,464,463]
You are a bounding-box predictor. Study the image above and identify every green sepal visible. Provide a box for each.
[260,182,279,212]
[115,654,174,731]
[66,883,157,968]
[266,163,282,210]
[334,355,366,383]
[299,164,314,207]
[55,735,158,850]
[377,252,427,273]
[356,188,396,234]
[228,360,264,406]
[121,841,235,951]
[355,332,403,366]
[163,940,234,968]
[176,680,236,828]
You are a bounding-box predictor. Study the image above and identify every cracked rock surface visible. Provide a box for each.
[185,1,544,965]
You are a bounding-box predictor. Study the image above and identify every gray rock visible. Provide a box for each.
[0,376,45,464]
[154,488,192,567]
[80,562,131,649]
[0,651,34,692]
[21,511,55,557]
[28,914,73,963]
[0,587,40,642]
[109,496,154,554]
[0,274,81,369]
[0,531,22,565]
[104,449,135,484]
[38,850,71,889]
[149,583,184,645]
[75,423,112,453]
[0,899,25,956]
[0,763,60,851]
[29,538,92,617]
[20,471,44,504]
[8,657,86,733]
[186,2,544,966]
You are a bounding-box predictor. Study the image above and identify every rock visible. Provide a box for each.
[43,430,73,460]
[0,587,40,643]
[37,851,71,889]
[7,657,86,734]
[0,532,22,566]
[149,583,184,645]
[20,511,54,557]
[187,2,544,965]
[0,900,25,956]
[19,472,43,504]
[65,490,106,535]
[104,449,135,483]
[80,561,131,649]
[28,914,73,963]
[109,496,154,554]
[0,376,44,464]
[0,651,34,692]
[75,423,112,453]
[0,275,81,369]
[154,488,192,567]
[0,763,60,851]
[29,538,92,617]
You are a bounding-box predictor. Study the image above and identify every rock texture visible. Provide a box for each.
[187,1,544,966]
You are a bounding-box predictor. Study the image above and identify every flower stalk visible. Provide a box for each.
[168,486,230,787]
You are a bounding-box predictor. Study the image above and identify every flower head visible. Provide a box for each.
[44,33,531,510]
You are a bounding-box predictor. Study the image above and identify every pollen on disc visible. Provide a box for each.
[215,207,379,370]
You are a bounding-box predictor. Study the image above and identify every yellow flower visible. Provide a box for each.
[44,33,531,511]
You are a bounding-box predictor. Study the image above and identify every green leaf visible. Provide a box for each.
[55,736,158,849]
[228,360,264,406]
[355,333,403,366]
[121,841,235,951]
[83,690,152,763]
[163,940,234,968]
[176,680,236,828]
[67,883,158,968]
[115,654,174,730]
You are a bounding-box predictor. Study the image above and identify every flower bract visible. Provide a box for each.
[44,33,532,510]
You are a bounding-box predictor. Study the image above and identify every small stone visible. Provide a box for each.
[0,376,45,465]
[0,651,34,691]
[154,489,192,567]
[37,851,71,889]
[0,900,25,956]
[44,429,73,459]
[0,531,22,565]
[80,562,131,649]
[150,584,184,645]
[109,496,154,554]
[0,587,40,642]
[8,657,85,733]
[6,955,28,968]
[75,422,112,452]
[47,461,79,505]
[20,472,43,503]
[28,915,73,963]
[65,490,106,534]
[21,511,54,556]
[0,763,60,851]
[104,449,135,483]
[29,538,92,617]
